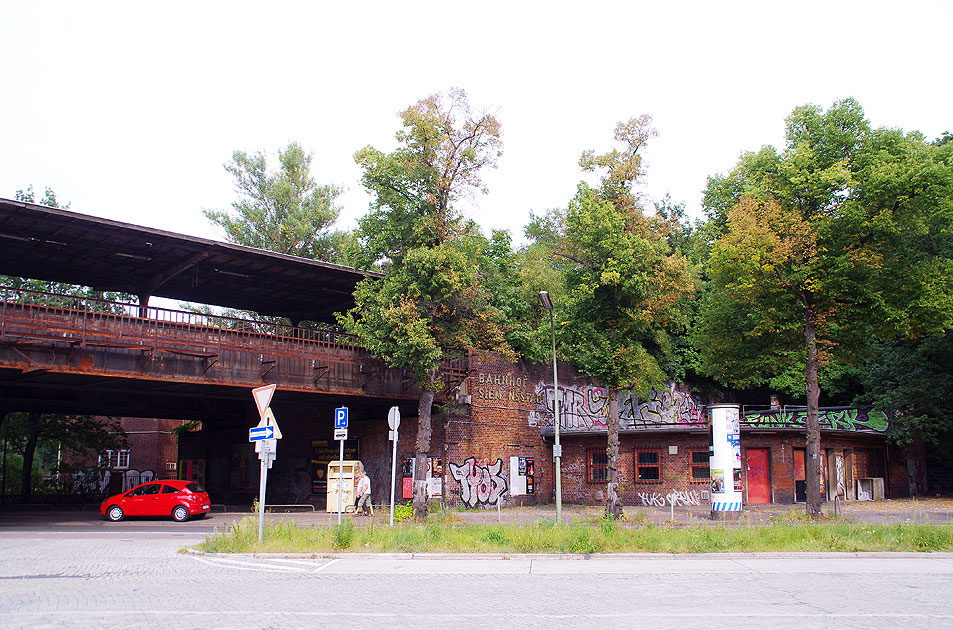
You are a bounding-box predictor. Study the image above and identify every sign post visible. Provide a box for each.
[387,406,400,526]
[250,385,281,543]
[334,407,348,524]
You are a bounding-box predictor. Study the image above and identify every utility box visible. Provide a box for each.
[326,460,362,512]
[857,477,885,501]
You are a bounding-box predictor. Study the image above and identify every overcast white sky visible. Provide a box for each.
[2,1,950,248]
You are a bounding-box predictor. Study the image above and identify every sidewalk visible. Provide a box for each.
[234,496,953,528]
[3,497,951,527]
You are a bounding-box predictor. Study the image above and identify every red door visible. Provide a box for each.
[746,448,771,504]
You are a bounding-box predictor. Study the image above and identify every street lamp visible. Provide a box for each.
[538,291,562,523]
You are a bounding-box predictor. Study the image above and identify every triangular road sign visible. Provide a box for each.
[256,406,282,439]
[252,384,276,419]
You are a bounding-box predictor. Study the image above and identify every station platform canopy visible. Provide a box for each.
[0,198,379,323]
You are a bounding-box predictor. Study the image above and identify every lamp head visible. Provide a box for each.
[538,290,553,311]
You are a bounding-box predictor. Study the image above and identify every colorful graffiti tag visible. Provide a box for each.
[448,457,508,507]
[743,408,888,433]
[529,382,703,432]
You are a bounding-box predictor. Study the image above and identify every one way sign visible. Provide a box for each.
[249,425,275,441]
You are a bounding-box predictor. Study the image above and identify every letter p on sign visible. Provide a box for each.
[335,407,348,428]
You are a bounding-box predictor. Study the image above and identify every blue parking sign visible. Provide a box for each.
[334,407,348,428]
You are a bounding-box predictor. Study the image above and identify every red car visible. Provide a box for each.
[101,480,211,522]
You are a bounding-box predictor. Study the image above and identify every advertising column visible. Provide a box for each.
[709,403,743,520]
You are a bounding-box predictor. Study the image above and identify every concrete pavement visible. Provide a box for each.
[3,534,953,630]
[4,496,953,530]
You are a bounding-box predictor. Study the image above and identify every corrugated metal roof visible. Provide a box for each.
[0,198,379,323]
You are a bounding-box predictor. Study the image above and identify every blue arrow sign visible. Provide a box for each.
[249,426,275,441]
[334,407,348,429]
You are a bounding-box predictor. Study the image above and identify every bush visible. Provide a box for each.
[393,502,413,522]
[332,519,355,549]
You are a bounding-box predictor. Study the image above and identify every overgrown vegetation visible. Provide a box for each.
[195,516,953,554]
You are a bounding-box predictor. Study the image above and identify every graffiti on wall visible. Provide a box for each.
[636,489,702,507]
[529,382,703,433]
[100,469,155,493]
[449,457,508,507]
[743,408,888,433]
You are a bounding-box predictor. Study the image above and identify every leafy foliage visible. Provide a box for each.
[696,99,953,514]
[530,116,694,518]
[203,142,349,263]
[1,411,126,499]
[342,89,512,520]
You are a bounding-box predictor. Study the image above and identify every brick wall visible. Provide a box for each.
[561,433,710,506]
[439,349,572,507]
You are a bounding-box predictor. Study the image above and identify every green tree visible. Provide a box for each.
[341,88,513,520]
[203,142,347,263]
[3,411,125,500]
[697,100,953,515]
[555,117,694,518]
[856,334,953,456]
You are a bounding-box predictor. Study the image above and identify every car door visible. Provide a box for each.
[124,483,162,516]
[159,484,182,515]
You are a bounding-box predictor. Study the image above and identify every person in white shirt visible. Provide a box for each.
[355,467,373,516]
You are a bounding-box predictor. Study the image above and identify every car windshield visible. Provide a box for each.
[185,482,206,494]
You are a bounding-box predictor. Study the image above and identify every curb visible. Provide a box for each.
[183,549,953,560]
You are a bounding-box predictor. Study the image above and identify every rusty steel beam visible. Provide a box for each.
[0,288,469,402]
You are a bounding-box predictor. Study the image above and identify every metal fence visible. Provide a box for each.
[0,285,469,384]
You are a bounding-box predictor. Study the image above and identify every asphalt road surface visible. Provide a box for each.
[2,515,953,629]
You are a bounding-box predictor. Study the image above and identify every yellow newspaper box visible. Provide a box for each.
[326,460,362,513]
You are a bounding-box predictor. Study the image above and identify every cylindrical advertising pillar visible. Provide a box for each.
[709,404,743,520]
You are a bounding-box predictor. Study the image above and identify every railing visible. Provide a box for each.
[0,285,468,381]
[1,285,372,360]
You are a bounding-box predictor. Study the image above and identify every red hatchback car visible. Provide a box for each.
[100,480,211,522]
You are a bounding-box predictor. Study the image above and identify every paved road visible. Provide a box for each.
[2,519,953,630]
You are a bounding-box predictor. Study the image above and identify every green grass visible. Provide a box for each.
[194,516,953,554]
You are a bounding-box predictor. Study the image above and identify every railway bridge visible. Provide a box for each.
[0,198,466,504]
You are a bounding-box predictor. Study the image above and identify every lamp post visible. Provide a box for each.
[538,291,562,523]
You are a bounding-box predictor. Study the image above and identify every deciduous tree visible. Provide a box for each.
[341,89,513,520]
[555,117,694,518]
[697,99,953,515]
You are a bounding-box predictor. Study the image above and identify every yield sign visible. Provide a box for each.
[256,407,282,439]
[252,384,276,419]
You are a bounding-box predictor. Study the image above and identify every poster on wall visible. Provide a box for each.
[509,456,535,496]
[728,412,741,465]
[311,439,359,493]
[428,458,443,498]
[400,457,443,498]
[401,458,414,499]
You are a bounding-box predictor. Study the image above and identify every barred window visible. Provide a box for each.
[588,449,608,482]
[690,449,710,482]
[635,449,661,482]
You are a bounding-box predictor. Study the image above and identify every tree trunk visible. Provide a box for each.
[804,304,823,517]
[413,371,437,521]
[20,412,43,502]
[605,390,623,519]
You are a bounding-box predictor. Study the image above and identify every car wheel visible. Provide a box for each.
[172,505,190,522]
[106,505,124,522]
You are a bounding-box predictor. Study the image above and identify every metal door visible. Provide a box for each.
[746,448,771,504]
